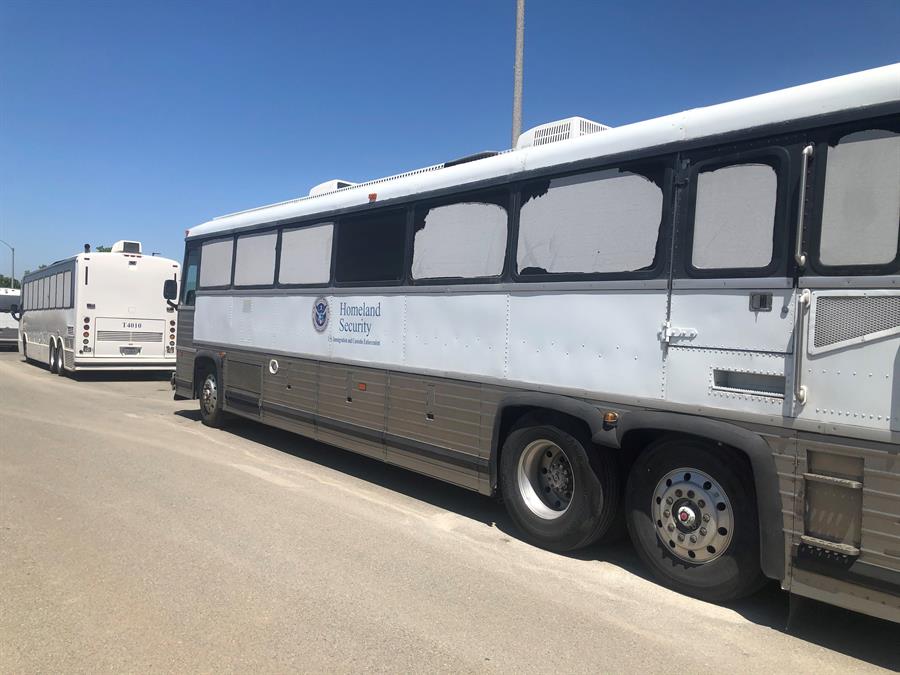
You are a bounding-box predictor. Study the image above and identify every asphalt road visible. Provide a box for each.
[1,349,897,673]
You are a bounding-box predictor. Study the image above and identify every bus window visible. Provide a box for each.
[819,129,900,268]
[63,271,72,308]
[279,223,332,285]
[55,273,64,308]
[199,238,233,288]
[234,232,276,287]
[335,210,406,284]
[412,198,507,281]
[517,169,662,276]
[181,247,200,306]
[691,163,777,270]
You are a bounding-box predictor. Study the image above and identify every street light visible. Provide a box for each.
[0,239,13,289]
[511,0,525,147]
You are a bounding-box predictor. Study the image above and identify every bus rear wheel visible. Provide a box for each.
[500,421,620,552]
[49,341,59,374]
[625,438,764,603]
[57,343,67,376]
[198,368,227,428]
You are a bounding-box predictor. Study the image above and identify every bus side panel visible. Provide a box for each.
[788,433,900,622]
[385,372,483,491]
[174,306,196,397]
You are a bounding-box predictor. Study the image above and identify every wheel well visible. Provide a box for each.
[619,429,755,489]
[193,355,217,397]
[493,405,599,493]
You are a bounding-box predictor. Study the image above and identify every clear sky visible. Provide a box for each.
[1,0,898,277]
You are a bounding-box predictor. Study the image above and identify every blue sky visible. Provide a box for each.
[1,0,898,277]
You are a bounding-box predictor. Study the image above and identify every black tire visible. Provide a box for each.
[625,437,765,603]
[198,368,227,428]
[500,422,620,552]
[49,341,59,374]
[57,342,67,376]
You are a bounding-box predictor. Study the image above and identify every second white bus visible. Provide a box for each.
[19,241,180,373]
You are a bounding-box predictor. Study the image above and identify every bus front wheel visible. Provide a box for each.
[198,369,226,428]
[500,421,620,552]
[625,438,765,602]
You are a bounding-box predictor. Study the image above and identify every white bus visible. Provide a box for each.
[0,287,21,348]
[19,241,180,373]
[169,64,900,622]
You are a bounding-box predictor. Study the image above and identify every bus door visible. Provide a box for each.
[789,116,900,594]
[664,138,802,420]
[174,244,200,397]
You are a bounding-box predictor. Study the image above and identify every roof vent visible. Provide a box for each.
[309,179,357,197]
[515,116,610,150]
[111,240,142,254]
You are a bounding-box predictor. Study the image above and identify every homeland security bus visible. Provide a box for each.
[19,241,180,373]
[168,64,900,622]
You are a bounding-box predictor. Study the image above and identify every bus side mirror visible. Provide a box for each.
[163,279,177,300]
[10,304,21,321]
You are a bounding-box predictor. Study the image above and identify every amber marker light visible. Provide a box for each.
[603,411,619,428]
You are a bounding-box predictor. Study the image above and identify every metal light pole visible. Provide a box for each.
[511,0,525,148]
[0,239,13,288]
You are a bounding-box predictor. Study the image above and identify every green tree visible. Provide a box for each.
[0,274,20,289]
[95,245,112,252]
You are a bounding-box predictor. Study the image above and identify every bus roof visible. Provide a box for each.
[187,62,900,241]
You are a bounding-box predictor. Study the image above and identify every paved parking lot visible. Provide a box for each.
[1,349,897,673]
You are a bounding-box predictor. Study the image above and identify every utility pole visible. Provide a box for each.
[0,239,13,288]
[511,0,525,148]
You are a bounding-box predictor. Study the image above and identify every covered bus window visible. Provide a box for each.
[819,129,900,267]
[198,238,234,288]
[279,223,333,285]
[691,163,777,270]
[516,169,662,276]
[412,200,507,280]
[234,232,277,287]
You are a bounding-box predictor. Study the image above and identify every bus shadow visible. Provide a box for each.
[69,370,172,383]
[174,408,899,670]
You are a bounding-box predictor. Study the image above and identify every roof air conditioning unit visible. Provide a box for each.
[309,179,357,197]
[515,116,611,150]
[111,240,142,254]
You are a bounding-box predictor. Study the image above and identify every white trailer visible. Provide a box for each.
[19,241,179,372]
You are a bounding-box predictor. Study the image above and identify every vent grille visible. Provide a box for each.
[534,121,574,146]
[813,295,900,348]
[96,330,163,343]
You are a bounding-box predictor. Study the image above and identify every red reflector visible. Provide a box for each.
[357,382,367,391]
[368,192,377,202]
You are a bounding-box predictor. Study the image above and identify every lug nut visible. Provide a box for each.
[702,514,711,522]
[666,496,674,505]
[667,524,675,532]
[689,535,697,543]
[677,534,685,542]
[699,527,707,536]
[663,510,670,518]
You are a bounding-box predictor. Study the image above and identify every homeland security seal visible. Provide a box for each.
[312,297,329,332]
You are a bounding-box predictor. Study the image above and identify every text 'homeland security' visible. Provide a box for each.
[339,301,381,336]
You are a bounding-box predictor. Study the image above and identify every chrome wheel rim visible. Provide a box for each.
[201,375,218,416]
[516,440,574,520]
[653,467,733,563]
